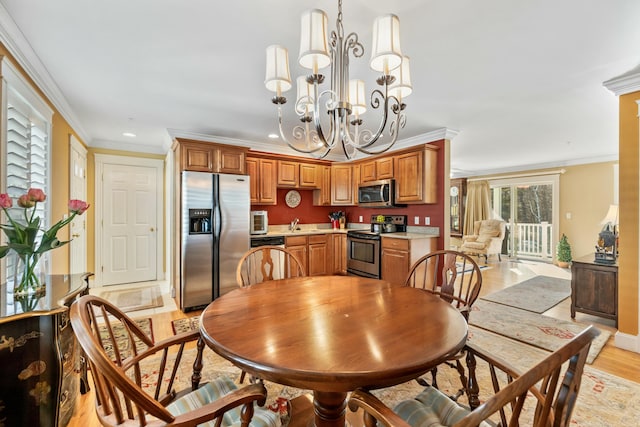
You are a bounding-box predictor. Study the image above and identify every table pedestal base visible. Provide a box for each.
[289,394,363,427]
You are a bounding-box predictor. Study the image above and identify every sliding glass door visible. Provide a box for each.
[490,175,560,261]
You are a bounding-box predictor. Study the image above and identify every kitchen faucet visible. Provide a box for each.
[290,218,299,231]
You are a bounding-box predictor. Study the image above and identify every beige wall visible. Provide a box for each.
[559,162,617,259]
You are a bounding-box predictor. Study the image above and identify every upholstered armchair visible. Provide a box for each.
[460,219,506,264]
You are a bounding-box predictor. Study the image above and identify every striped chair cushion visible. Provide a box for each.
[167,376,279,427]
[393,387,491,427]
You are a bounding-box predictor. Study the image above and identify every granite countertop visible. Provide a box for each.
[256,224,439,239]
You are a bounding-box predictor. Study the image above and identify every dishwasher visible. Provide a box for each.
[250,235,285,248]
[247,235,288,280]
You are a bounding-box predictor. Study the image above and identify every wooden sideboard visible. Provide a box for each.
[570,255,617,327]
[0,273,92,427]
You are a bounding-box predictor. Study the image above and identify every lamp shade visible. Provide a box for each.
[370,14,402,74]
[299,9,331,72]
[600,204,619,226]
[296,76,315,112]
[265,45,292,93]
[348,79,367,116]
[388,56,412,99]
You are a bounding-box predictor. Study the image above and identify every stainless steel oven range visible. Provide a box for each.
[347,215,407,279]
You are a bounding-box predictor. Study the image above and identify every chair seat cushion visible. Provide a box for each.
[167,376,278,427]
[393,387,490,427]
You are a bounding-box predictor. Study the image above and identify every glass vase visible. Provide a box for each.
[13,253,44,296]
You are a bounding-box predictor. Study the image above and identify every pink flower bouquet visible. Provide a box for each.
[0,188,90,293]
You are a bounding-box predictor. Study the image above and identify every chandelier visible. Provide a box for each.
[264,0,411,159]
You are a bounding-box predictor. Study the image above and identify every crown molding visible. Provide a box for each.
[167,128,458,162]
[603,63,640,96]
[0,3,90,143]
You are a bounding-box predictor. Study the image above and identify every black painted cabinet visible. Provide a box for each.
[0,273,91,426]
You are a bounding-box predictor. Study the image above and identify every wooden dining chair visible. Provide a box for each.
[236,245,306,383]
[404,250,483,400]
[236,245,306,287]
[348,326,598,427]
[69,295,279,427]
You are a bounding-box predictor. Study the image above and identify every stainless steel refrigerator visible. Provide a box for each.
[181,171,250,311]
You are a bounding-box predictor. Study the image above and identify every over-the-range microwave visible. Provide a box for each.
[357,179,397,208]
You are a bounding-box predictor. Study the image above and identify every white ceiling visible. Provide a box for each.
[1,0,638,176]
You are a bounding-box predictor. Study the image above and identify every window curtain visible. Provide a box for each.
[463,180,491,235]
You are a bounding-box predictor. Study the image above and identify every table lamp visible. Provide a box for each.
[595,204,618,264]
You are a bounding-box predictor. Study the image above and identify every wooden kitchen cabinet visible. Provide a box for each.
[182,141,215,172]
[394,146,438,204]
[278,160,299,187]
[308,234,330,276]
[571,255,618,326]
[278,161,319,188]
[178,139,246,174]
[246,157,277,205]
[286,235,308,276]
[299,163,319,188]
[381,236,437,286]
[331,163,356,205]
[313,166,332,206]
[286,234,331,276]
[360,157,394,183]
[332,233,347,275]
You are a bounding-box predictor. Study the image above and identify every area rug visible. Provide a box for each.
[101,286,164,313]
[98,317,153,360]
[150,331,639,427]
[469,300,609,364]
[480,275,570,313]
[172,316,200,335]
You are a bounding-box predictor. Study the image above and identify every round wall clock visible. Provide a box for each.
[285,190,301,208]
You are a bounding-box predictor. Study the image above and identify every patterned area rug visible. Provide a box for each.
[480,275,571,313]
[151,329,639,427]
[98,317,153,360]
[101,286,164,313]
[470,300,609,364]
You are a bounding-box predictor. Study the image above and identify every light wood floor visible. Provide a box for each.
[67,258,640,426]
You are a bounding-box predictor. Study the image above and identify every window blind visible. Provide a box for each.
[4,98,50,283]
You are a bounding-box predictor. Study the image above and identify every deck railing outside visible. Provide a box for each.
[506,221,553,260]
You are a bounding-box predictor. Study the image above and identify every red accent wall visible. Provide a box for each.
[251,189,336,225]
[251,140,446,249]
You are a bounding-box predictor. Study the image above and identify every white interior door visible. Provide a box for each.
[69,135,87,274]
[101,163,158,285]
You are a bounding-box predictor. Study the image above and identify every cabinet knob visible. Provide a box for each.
[72,233,80,238]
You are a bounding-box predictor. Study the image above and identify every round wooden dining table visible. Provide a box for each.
[199,275,468,427]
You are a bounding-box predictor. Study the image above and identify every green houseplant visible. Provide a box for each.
[557,233,572,268]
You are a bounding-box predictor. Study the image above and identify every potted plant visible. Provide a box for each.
[556,233,572,268]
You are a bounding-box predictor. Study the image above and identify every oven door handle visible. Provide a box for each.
[348,234,381,241]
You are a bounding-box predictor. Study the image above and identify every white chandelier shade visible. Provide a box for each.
[370,14,403,74]
[388,55,412,100]
[348,79,367,116]
[264,45,292,95]
[299,9,331,72]
[264,0,410,159]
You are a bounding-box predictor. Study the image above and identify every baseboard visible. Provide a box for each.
[614,330,640,353]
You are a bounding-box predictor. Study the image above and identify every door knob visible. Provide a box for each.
[150,227,155,232]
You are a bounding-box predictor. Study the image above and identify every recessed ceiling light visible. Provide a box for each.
[123,132,137,137]
[268,133,279,139]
